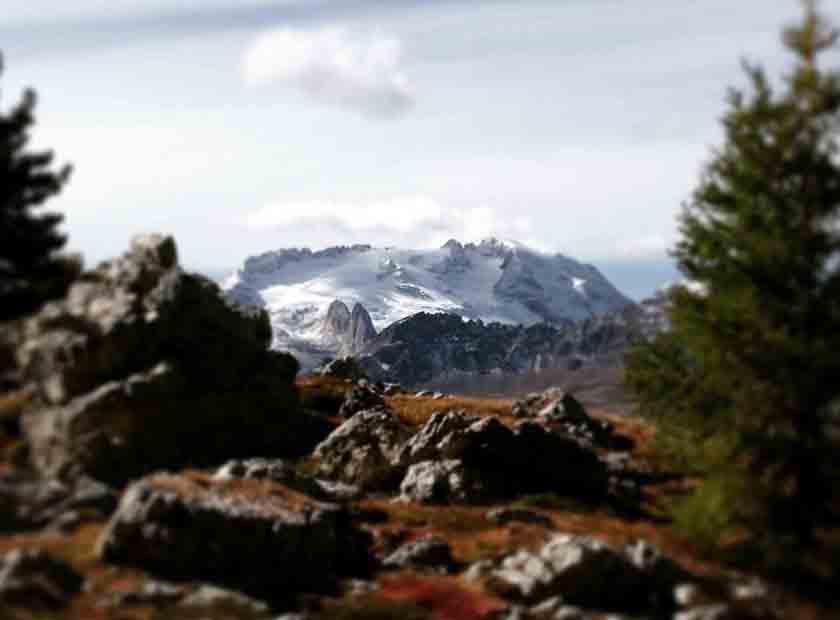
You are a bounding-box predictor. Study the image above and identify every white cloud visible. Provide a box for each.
[241,27,414,119]
[242,197,534,249]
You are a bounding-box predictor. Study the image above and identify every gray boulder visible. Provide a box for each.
[179,584,270,616]
[314,409,411,491]
[399,459,502,504]
[396,412,607,504]
[487,534,683,612]
[14,234,321,485]
[338,380,386,418]
[213,458,361,503]
[0,470,116,532]
[97,473,371,605]
[674,606,736,620]
[0,547,84,609]
[382,535,456,572]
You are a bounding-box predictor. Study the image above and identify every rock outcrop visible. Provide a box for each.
[97,473,371,604]
[396,411,608,504]
[338,379,386,418]
[13,234,324,485]
[0,470,116,532]
[313,409,411,491]
[484,533,686,612]
[0,547,84,609]
[512,388,633,451]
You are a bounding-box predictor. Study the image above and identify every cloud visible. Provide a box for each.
[242,197,534,248]
[241,26,414,119]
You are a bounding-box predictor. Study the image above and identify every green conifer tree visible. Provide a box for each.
[0,53,74,322]
[627,0,840,557]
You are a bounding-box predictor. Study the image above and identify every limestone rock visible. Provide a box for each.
[0,547,84,609]
[14,234,317,484]
[487,534,683,612]
[314,409,411,491]
[338,380,386,418]
[0,470,116,532]
[97,473,371,604]
[382,536,456,572]
[399,459,501,504]
[396,412,607,504]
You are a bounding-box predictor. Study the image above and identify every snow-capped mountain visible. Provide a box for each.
[223,238,633,369]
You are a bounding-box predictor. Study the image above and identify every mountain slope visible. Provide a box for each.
[357,302,647,387]
[223,238,633,368]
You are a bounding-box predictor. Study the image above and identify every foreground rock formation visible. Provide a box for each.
[97,473,371,604]
[10,234,327,484]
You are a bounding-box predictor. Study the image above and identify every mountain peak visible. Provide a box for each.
[224,240,632,369]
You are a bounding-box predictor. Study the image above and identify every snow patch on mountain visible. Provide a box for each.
[223,238,633,369]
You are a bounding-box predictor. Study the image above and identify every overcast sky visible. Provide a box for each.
[3,0,839,299]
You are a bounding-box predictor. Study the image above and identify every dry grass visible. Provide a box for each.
[152,470,324,513]
[385,394,514,428]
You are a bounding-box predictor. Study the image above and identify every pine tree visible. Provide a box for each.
[0,53,75,322]
[627,1,840,557]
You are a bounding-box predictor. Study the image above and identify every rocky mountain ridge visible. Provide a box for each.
[223,238,633,369]
[353,295,667,388]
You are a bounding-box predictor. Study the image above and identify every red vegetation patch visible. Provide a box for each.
[378,575,505,620]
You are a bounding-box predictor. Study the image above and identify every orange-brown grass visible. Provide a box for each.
[377,574,506,620]
[360,499,556,565]
[154,469,322,512]
[386,394,514,428]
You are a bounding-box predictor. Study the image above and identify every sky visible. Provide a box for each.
[3,0,840,300]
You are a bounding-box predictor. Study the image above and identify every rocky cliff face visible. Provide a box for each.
[319,300,378,360]
[223,238,632,369]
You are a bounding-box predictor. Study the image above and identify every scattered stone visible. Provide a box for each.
[320,356,367,382]
[673,583,705,608]
[214,458,362,503]
[396,412,607,504]
[487,508,552,527]
[314,409,411,491]
[730,578,767,601]
[97,473,372,604]
[511,388,632,451]
[382,536,455,572]
[486,534,680,612]
[491,604,533,620]
[432,392,445,400]
[529,596,566,616]
[414,390,432,398]
[382,383,402,396]
[674,605,735,620]
[0,470,117,532]
[338,381,386,418]
[552,607,594,620]
[399,459,501,504]
[464,559,495,583]
[397,410,476,466]
[15,234,321,485]
[0,547,84,609]
[180,584,269,615]
[102,579,185,608]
